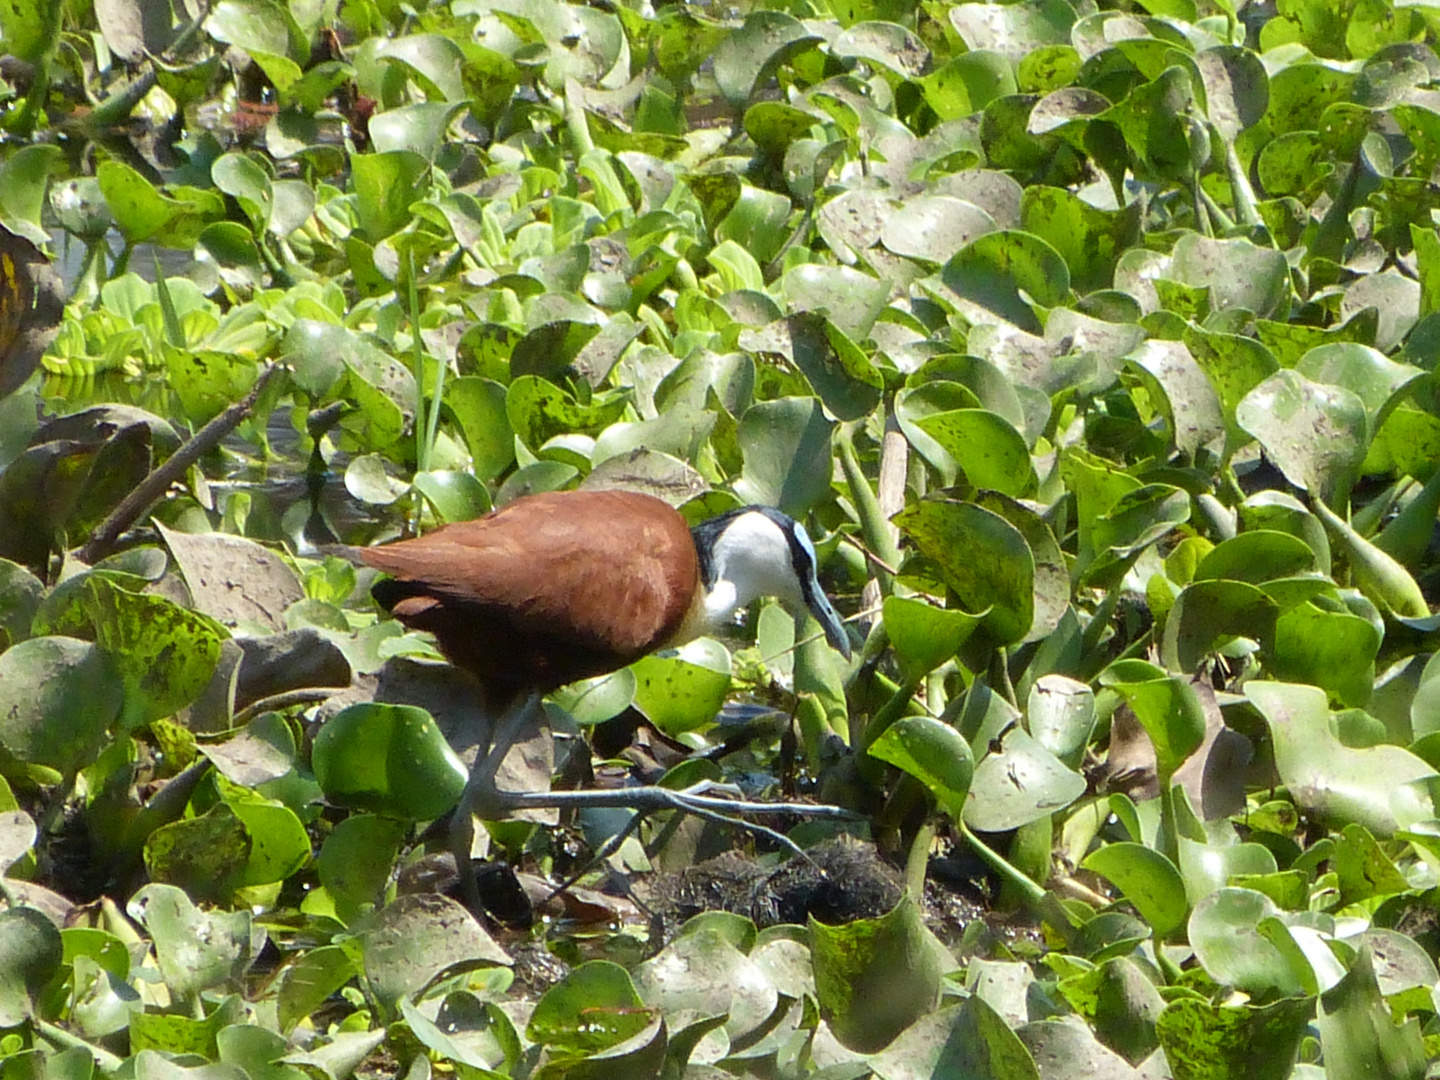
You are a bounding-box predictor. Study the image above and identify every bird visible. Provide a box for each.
[351,488,854,905]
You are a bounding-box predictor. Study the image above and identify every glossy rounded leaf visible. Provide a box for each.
[1188,888,1305,995]
[1237,369,1368,504]
[810,892,943,1053]
[894,499,1035,646]
[1026,675,1095,769]
[0,906,63,1026]
[869,715,975,819]
[0,636,119,774]
[882,596,985,684]
[913,408,1035,497]
[631,638,732,736]
[966,726,1087,832]
[1081,843,1188,939]
[942,230,1070,333]
[1248,680,1437,836]
[312,702,468,821]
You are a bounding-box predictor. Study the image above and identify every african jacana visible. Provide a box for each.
[354,488,854,903]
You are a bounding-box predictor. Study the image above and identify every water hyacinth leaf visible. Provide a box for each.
[399,996,514,1074]
[96,160,212,247]
[1247,681,1437,836]
[413,469,491,523]
[941,230,1070,333]
[966,726,1087,832]
[212,152,273,234]
[894,499,1035,646]
[867,994,1040,1080]
[778,264,892,343]
[0,636,119,775]
[881,195,997,264]
[972,490,1070,643]
[128,883,258,1003]
[1015,1018,1143,1080]
[1165,232,1291,322]
[0,808,34,873]
[734,396,835,519]
[1176,833,1278,908]
[528,961,652,1054]
[350,150,429,242]
[634,927,777,1042]
[1193,530,1318,585]
[1091,956,1164,1064]
[1195,45,1268,139]
[869,716,975,819]
[144,802,253,901]
[810,892,944,1053]
[1101,673,1206,779]
[1268,599,1380,708]
[549,669,636,726]
[713,11,823,106]
[882,597,985,684]
[1026,675,1095,769]
[1081,843,1188,938]
[1317,947,1427,1080]
[1161,579,1278,674]
[368,101,469,162]
[316,813,407,918]
[1018,185,1140,294]
[83,576,226,731]
[1236,370,1368,505]
[153,523,303,631]
[1125,339,1225,461]
[1295,343,1423,440]
[1311,498,1429,620]
[311,702,468,821]
[738,313,883,421]
[363,894,511,1014]
[631,638,732,736]
[894,381,984,485]
[0,906,63,1026]
[506,375,629,450]
[1155,995,1313,1080]
[1183,325,1279,456]
[913,409,1035,497]
[1085,484,1191,586]
[444,377,514,484]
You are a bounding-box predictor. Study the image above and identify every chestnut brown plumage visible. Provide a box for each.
[360,490,703,699]
[352,487,854,909]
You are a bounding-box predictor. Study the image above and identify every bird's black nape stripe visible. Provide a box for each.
[690,505,819,603]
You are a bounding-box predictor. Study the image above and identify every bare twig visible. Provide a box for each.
[79,364,285,565]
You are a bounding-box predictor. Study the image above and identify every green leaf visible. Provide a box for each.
[868,716,975,818]
[966,726,1087,832]
[1154,994,1312,1080]
[734,396,835,518]
[1237,370,1368,506]
[1248,680,1437,836]
[810,892,944,1053]
[1317,947,1427,1080]
[312,702,468,821]
[630,639,731,736]
[941,230,1071,333]
[894,498,1035,646]
[0,906,62,1026]
[1081,842,1188,938]
[0,636,119,774]
[881,596,985,684]
[83,576,226,731]
[528,961,651,1053]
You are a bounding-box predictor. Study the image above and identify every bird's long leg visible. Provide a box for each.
[450,691,541,912]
